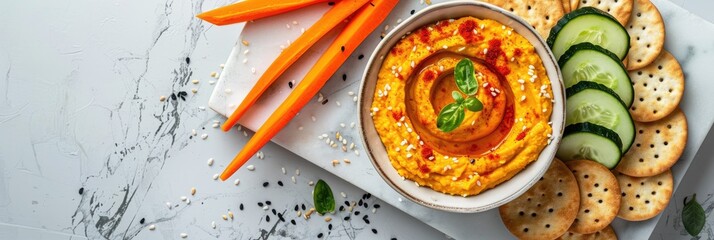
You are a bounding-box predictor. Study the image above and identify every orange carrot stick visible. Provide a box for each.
[221,0,370,132]
[197,0,332,26]
[220,0,399,180]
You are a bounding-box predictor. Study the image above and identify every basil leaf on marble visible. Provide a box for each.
[682,194,706,237]
[454,58,479,96]
[463,96,483,112]
[313,179,335,214]
[452,91,464,104]
[436,103,465,132]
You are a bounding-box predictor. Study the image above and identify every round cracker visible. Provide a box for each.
[626,0,665,70]
[565,160,621,234]
[628,51,684,122]
[616,108,687,177]
[616,170,673,221]
[578,0,633,26]
[499,159,579,240]
[484,0,565,38]
[558,225,618,240]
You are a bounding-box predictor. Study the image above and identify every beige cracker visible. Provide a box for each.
[616,170,673,221]
[499,159,579,240]
[561,0,571,13]
[569,0,579,13]
[557,225,618,240]
[626,0,665,70]
[565,160,621,234]
[483,0,565,38]
[578,0,633,25]
[628,51,684,122]
[617,108,687,177]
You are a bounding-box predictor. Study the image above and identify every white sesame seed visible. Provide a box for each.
[397,18,402,23]
[212,123,219,128]
[477,181,482,186]
[520,95,526,102]
[210,72,218,78]
[293,21,298,25]
[308,181,314,186]
[209,80,216,85]
[201,134,208,140]
[191,88,198,94]
[336,101,341,107]
[442,45,448,49]
[242,58,248,64]
[243,131,248,136]
[234,179,240,185]
[343,159,351,164]
[296,169,300,176]
[372,208,377,213]
[301,28,306,33]
[286,24,291,29]
[452,177,457,181]
[220,63,225,68]
[192,79,199,84]
[282,167,286,175]
[257,151,264,159]
[354,150,360,156]
[186,199,190,204]
[247,165,255,171]
[191,187,196,196]
[341,192,347,198]
[149,225,156,230]
[263,206,269,210]
[251,67,256,74]
[180,196,187,201]
[191,129,197,136]
[166,202,172,209]
[159,95,167,102]
[291,176,296,183]
[212,173,219,180]
[211,221,216,229]
[398,197,403,202]
[483,48,488,54]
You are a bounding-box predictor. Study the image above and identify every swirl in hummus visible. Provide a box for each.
[370,17,554,196]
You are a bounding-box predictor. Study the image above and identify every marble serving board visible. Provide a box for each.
[208,0,714,239]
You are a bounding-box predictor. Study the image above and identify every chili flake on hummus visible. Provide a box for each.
[371,17,554,196]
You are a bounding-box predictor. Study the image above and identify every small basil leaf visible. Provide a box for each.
[452,91,464,104]
[313,179,335,214]
[682,194,705,237]
[454,58,479,96]
[436,103,465,132]
[463,96,483,112]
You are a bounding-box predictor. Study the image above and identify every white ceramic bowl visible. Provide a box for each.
[357,1,566,213]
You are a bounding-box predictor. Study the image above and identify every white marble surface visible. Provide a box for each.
[0,0,445,239]
[1,1,713,240]
[208,0,714,239]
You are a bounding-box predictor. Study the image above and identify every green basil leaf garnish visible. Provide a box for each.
[682,194,706,237]
[452,91,464,104]
[313,179,335,214]
[463,96,483,112]
[454,58,479,96]
[436,103,465,132]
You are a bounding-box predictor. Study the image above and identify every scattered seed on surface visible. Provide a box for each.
[234,179,240,185]
[212,174,219,180]
[247,165,255,171]
[263,182,269,187]
[159,96,167,102]
[201,134,208,140]
[148,225,156,230]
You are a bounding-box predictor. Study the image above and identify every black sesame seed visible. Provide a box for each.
[266,215,271,222]
[170,93,177,101]
[328,1,335,5]
[342,74,347,81]
[139,218,145,224]
[291,219,296,225]
[318,233,324,238]
[301,204,306,210]
[328,224,333,230]
[240,203,244,210]
[278,181,283,186]
[374,204,381,208]
[266,200,272,205]
[341,46,345,52]
[78,187,84,195]
[362,194,368,200]
[185,57,190,64]
[366,193,371,199]
[263,182,269,187]
[364,218,371,224]
[355,211,361,216]
[358,54,365,60]
[364,203,369,208]
[358,199,363,206]
[470,159,475,164]
[344,216,351,221]
[258,202,264,207]
[339,206,345,211]
[294,205,299,211]
[321,99,329,105]
[344,201,350,206]
[278,213,285,222]
[410,9,416,15]
[372,228,378,234]
[288,81,293,88]
[392,238,398,240]
[272,209,277,215]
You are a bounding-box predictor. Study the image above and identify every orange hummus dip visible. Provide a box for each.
[370,17,554,196]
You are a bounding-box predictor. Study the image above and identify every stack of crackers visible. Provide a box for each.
[484,0,689,239]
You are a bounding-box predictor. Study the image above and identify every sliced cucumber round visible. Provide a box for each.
[559,42,634,107]
[547,7,630,61]
[557,122,623,169]
[566,81,635,153]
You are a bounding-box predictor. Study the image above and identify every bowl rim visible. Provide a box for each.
[357,0,566,213]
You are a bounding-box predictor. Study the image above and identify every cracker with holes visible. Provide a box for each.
[628,51,684,122]
[616,170,673,221]
[616,108,687,177]
[626,0,665,70]
[565,160,621,234]
[558,225,618,240]
[578,0,633,25]
[561,0,571,13]
[483,0,565,37]
[499,159,579,240]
